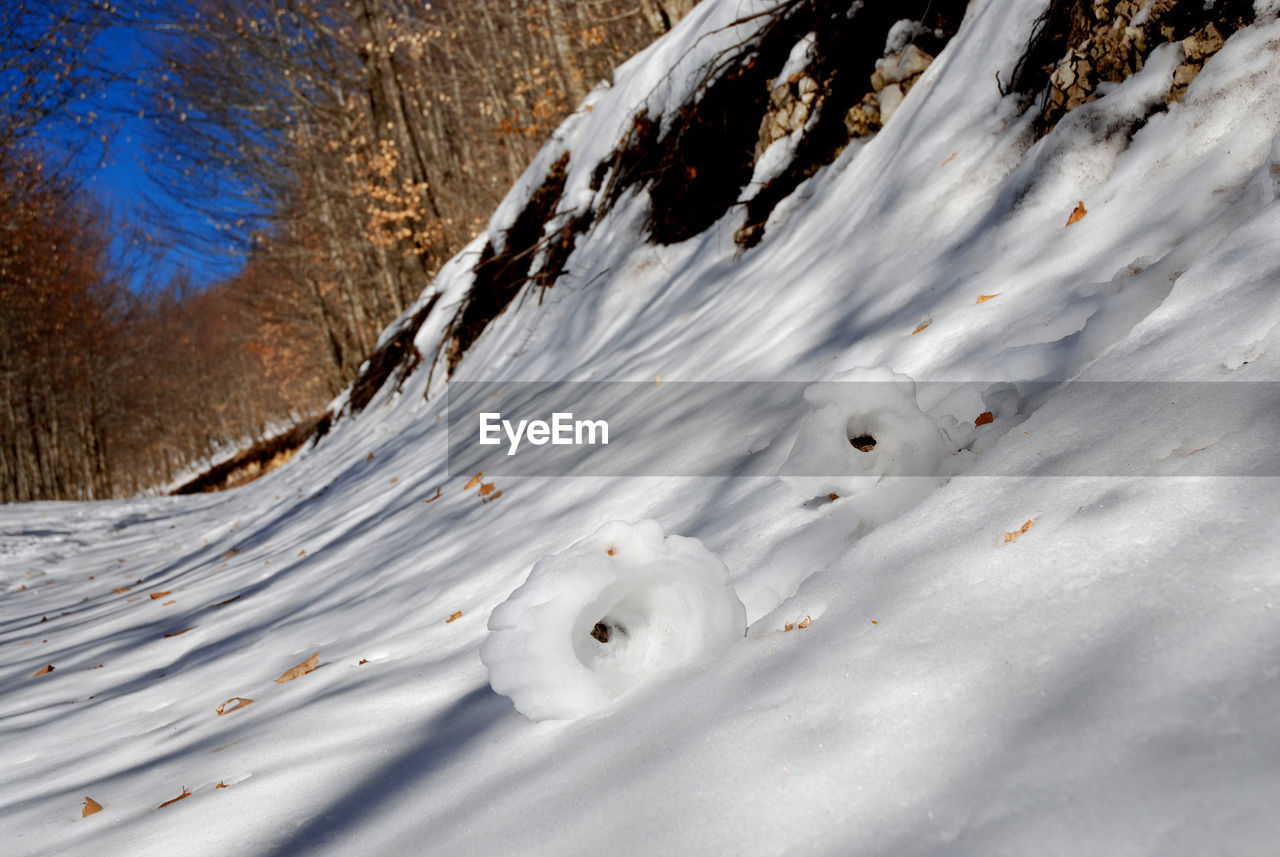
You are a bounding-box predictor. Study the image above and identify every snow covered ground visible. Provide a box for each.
[4,0,1280,854]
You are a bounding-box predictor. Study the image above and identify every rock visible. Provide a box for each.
[1048,50,1096,113]
[843,93,881,138]
[755,74,821,159]
[1182,24,1224,62]
[871,44,933,92]
[797,74,819,106]
[733,222,763,246]
[1172,62,1201,87]
[877,84,905,123]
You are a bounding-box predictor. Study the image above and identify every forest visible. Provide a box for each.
[1,0,685,502]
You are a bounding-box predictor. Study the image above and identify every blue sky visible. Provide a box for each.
[67,17,247,292]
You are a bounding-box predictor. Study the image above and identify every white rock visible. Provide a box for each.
[877,84,905,123]
[875,44,933,88]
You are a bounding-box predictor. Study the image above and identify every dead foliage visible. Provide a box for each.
[156,789,191,810]
[1006,0,1256,136]
[215,697,254,715]
[274,652,320,684]
[738,0,965,248]
[346,292,442,415]
[446,153,573,372]
[1002,519,1035,543]
[172,411,333,495]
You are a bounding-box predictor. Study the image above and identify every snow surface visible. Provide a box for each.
[4,0,1280,854]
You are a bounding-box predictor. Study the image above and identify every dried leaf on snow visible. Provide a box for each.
[215,697,253,715]
[156,789,191,809]
[274,652,319,684]
[1002,519,1035,543]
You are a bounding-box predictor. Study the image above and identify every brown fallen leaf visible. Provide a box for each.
[975,411,995,427]
[827,492,840,501]
[1065,200,1087,227]
[33,664,54,677]
[211,594,241,607]
[112,587,130,594]
[215,697,253,715]
[221,548,239,559]
[446,611,462,623]
[164,628,193,638]
[366,452,374,461]
[911,320,931,335]
[1002,519,1035,544]
[149,591,171,600]
[127,597,140,603]
[157,789,191,809]
[162,600,176,607]
[797,615,812,629]
[783,623,795,632]
[481,489,503,505]
[423,486,442,503]
[358,658,369,665]
[275,652,319,684]
[654,375,662,387]
[463,472,482,490]
[941,151,958,167]
[298,549,306,557]
[82,797,103,817]
[478,482,495,496]
[976,293,1001,304]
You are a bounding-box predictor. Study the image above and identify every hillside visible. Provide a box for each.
[3,1,1280,854]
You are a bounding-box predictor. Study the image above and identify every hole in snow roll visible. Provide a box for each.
[849,433,877,452]
[590,621,626,644]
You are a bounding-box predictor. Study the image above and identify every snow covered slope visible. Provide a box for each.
[4,1,1280,854]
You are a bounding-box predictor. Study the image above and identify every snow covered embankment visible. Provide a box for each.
[3,1,1280,856]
